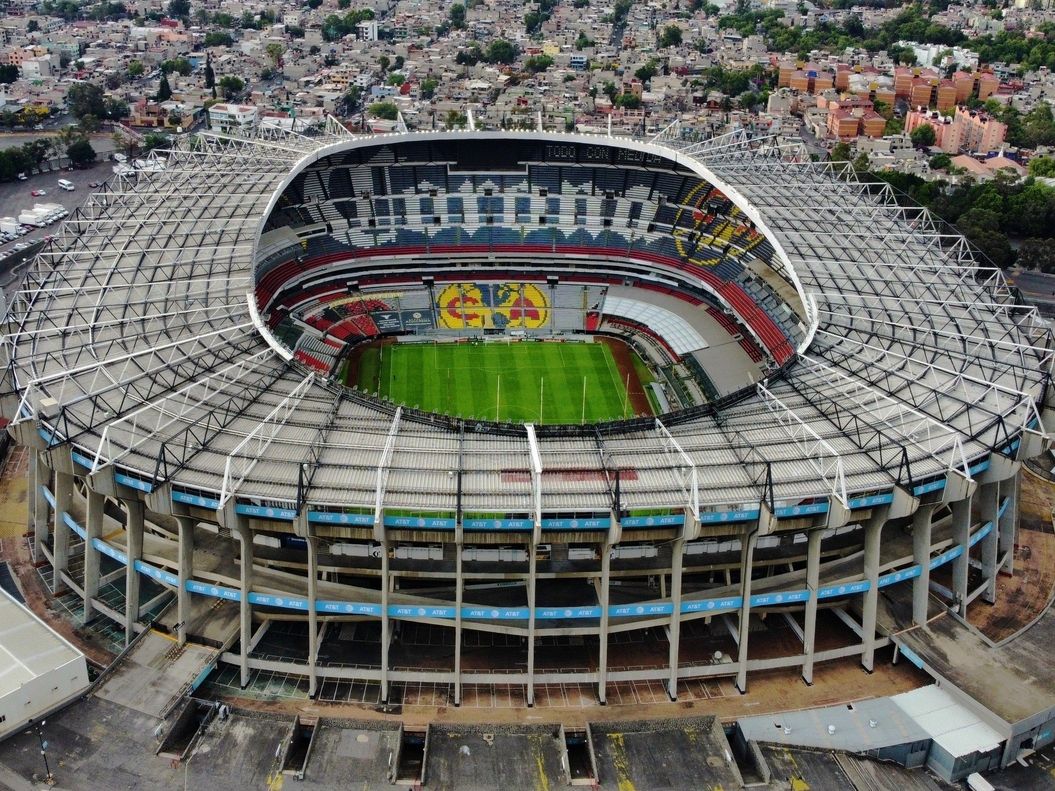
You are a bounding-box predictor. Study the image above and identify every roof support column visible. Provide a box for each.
[597,543,611,705]
[911,504,936,627]
[951,494,971,616]
[800,527,823,685]
[979,481,999,605]
[380,538,391,704]
[123,497,145,646]
[306,531,319,698]
[666,537,685,700]
[231,513,254,688]
[526,542,537,707]
[453,537,463,706]
[999,472,1018,575]
[861,513,884,671]
[51,470,73,593]
[30,449,50,563]
[176,516,195,646]
[82,489,104,624]
[735,530,758,694]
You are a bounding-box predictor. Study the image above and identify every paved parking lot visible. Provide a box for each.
[0,154,114,259]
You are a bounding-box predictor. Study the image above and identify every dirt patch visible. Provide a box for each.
[597,336,652,417]
[965,469,1055,642]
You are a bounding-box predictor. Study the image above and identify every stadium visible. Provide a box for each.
[2,122,1051,754]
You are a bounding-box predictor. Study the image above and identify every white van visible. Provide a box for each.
[57,179,75,191]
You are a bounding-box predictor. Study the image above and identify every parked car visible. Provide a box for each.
[30,189,46,196]
[88,181,101,188]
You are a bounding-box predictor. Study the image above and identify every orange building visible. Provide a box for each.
[936,80,957,112]
[826,97,887,139]
[977,72,999,100]
[952,71,974,103]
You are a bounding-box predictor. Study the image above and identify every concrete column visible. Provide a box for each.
[912,505,935,626]
[667,538,685,700]
[234,521,254,687]
[380,540,391,703]
[735,532,758,694]
[82,490,104,623]
[861,518,883,671]
[51,471,73,592]
[801,529,823,685]
[30,449,49,563]
[980,481,999,604]
[123,498,145,646]
[306,535,319,698]
[526,542,537,707]
[176,518,194,645]
[951,495,971,615]
[597,544,611,704]
[453,540,463,706]
[998,473,1017,575]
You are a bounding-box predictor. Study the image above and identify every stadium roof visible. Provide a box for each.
[2,122,1050,522]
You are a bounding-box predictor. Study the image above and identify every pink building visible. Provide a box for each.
[903,106,1007,154]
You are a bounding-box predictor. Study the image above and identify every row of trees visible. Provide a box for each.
[0,132,96,182]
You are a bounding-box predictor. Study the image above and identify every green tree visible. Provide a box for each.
[387,72,405,86]
[1028,156,1055,178]
[659,24,682,48]
[343,85,362,111]
[166,0,190,18]
[525,10,544,33]
[67,138,97,167]
[127,59,144,78]
[420,78,438,99]
[27,20,39,33]
[104,97,129,119]
[910,123,936,147]
[218,75,245,98]
[156,73,172,102]
[615,92,641,109]
[830,142,852,162]
[378,55,390,72]
[161,57,192,76]
[265,42,285,71]
[369,101,399,120]
[449,3,466,28]
[444,109,467,129]
[204,53,215,89]
[67,83,106,119]
[929,153,952,170]
[1018,237,1055,273]
[525,55,554,73]
[204,31,234,47]
[142,132,168,152]
[634,59,658,82]
[484,39,518,64]
[0,65,17,84]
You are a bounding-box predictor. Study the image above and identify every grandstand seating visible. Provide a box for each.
[257,158,804,371]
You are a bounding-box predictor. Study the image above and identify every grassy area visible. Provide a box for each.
[629,348,662,415]
[352,340,636,423]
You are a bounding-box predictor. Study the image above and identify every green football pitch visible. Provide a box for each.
[350,341,642,423]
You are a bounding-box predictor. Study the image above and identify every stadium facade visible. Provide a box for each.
[2,122,1050,710]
